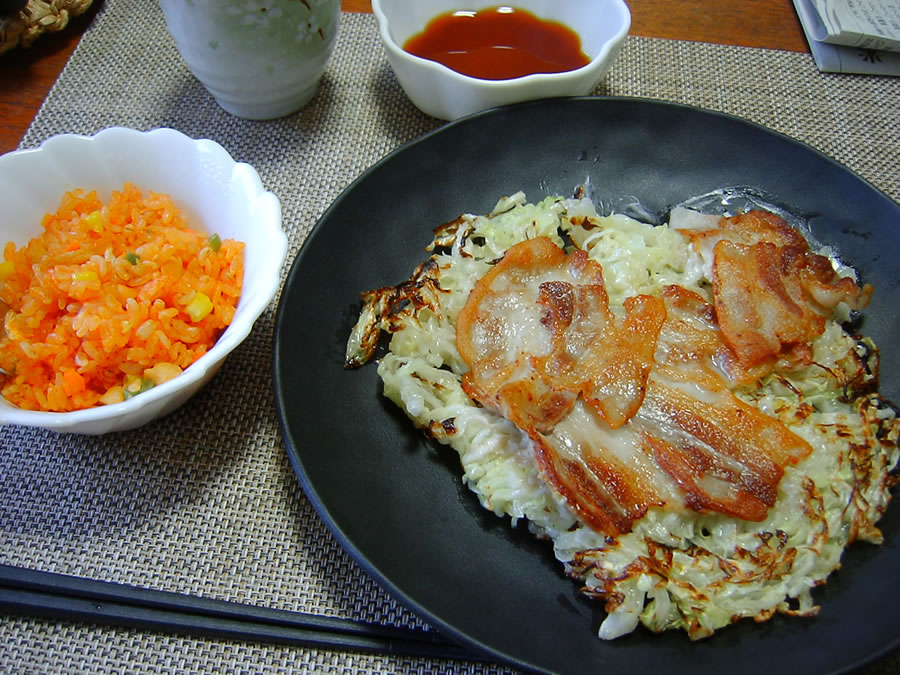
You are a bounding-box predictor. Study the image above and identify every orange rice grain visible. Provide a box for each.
[0,182,244,412]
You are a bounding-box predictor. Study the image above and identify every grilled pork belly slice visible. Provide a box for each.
[457,236,813,536]
[675,209,872,370]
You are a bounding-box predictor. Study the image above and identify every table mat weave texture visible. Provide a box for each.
[1,1,898,673]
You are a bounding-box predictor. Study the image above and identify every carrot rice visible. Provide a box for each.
[0,182,244,412]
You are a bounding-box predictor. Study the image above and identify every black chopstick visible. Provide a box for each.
[0,565,485,662]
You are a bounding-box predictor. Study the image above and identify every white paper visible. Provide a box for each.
[810,0,900,52]
[794,0,900,74]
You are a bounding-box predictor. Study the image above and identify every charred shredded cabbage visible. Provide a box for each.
[345,191,899,641]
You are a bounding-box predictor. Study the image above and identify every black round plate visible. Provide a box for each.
[273,97,900,674]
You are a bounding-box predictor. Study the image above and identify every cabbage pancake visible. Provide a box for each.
[345,192,899,640]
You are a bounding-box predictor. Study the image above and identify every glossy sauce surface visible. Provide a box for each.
[402,6,590,81]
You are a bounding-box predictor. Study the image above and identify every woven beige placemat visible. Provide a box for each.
[1,1,897,673]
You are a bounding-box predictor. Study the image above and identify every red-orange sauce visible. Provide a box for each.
[402,6,590,81]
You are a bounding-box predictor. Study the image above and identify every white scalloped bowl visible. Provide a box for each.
[372,0,631,120]
[0,127,286,435]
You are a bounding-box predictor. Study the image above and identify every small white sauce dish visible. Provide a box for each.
[0,127,286,434]
[372,0,631,120]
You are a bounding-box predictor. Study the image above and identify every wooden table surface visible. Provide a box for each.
[0,0,808,156]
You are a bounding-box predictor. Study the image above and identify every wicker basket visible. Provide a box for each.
[0,0,93,55]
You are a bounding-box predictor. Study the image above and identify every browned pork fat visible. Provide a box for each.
[456,235,813,536]
[677,210,872,370]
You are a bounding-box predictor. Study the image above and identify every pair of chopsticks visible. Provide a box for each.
[0,564,485,662]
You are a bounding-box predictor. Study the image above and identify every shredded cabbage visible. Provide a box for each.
[348,192,899,641]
